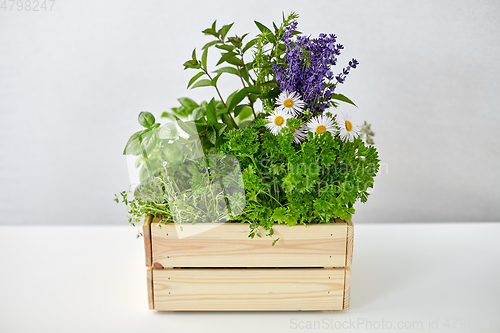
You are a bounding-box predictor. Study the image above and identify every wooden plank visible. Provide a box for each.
[346,219,354,267]
[152,219,347,240]
[142,216,153,267]
[153,268,346,311]
[146,267,154,310]
[343,267,351,310]
[151,222,348,268]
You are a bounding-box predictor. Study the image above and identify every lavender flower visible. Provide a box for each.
[272,22,358,113]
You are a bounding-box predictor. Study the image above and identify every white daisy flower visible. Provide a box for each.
[276,90,305,116]
[265,108,291,136]
[291,125,308,144]
[306,115,337,136]
[337,112,360,142]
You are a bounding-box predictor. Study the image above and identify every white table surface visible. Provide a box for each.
[1,223,499,333]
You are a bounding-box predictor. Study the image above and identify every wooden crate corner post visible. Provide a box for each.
[143,216,154,309]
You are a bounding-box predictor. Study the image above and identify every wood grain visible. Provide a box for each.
[151,222,348,268]
[346,219,354,267]
[142,216,152,267]
[343,267,351,310]
[153,268,346,311]
[146,267,154,310]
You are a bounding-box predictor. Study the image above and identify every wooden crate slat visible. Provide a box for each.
[153,268,346,311]
[151,219,347,240]
[146,267,154,310]
[346,219,354,267]
[142,215,152,267]
[343,267,351,310]
[151,222,348,268]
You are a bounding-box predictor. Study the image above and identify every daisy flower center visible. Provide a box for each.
[283,98,294,108]
[316,125,327,135]
[274,116,285,126]
[345,120,353,132]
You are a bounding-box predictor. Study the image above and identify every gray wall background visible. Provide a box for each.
[1,0,499,225]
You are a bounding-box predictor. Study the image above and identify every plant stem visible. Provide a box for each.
[260,189,283,207]
[203,69,239,128]
[236,51,259,120]
[236,66,247,88]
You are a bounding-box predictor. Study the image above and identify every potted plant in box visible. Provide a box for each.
[116,12,380,311]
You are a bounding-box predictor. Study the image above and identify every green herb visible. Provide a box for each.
[116,13,380,242]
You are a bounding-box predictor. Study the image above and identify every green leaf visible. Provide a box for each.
[238,106,253,121]
[191,48,197,61]
[233,104,248,117]
[248,93,258,103]
[123,130,146,155]
[239,66,249,83]
[158,122,178,140]
[256,80,278,87]
[237,120,252,128]
[177,97,199,111]
[215,44,235,52]
[140,128,157,155]
[220,113,236,130]
[201,47,208,70]
[227,90,247,112]
[254,21,271,35]
[192,106,206,120]
[271,207,287,222]
[206,98,217,125]
[216,52,243,66]
[169,106,190,117]
[183,59,200,70]
[254,21,275,42]
[187,72,205,88]
[225,90,238,108]
[213,123,227,136]
[211,73,222,86]
[190,79,213,89]
[218,23,234,41]
[213,66,240,76]
[212,73,222,87]
[174,116,198,136]
[202,28,218,37]
[207,126,216,144]
[202,40,220,50]
[225,56,244,67]
[243,86,262,94]
[138,112,155,128]
[331,93,357,107]
[139,166,152,182]
[284,214,297,226]
[217,107,229,116]
[227,87,262,112]
[227,36,242,48]
[242,38,258,54]
[261,87,281,99]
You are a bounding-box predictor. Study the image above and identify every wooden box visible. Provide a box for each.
[142,216,353,311]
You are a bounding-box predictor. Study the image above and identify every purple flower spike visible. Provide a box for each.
[349,58,359,69]
[272,22,358,113]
